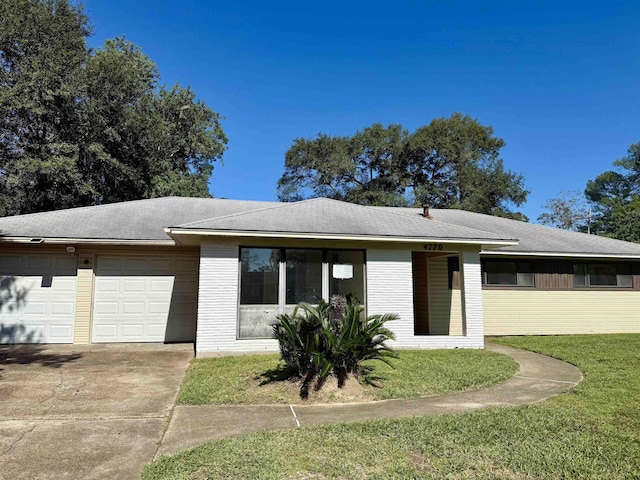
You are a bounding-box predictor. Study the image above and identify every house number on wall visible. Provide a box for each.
[424,243,444,251]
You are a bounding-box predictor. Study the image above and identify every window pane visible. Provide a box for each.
[285,249,322,304]
[517,272,534,286]
[618,274,633,287]
[240,248,279,304]
[516,262,534,286]
[573,264,587,286]
[328,250,365,303]
[589,264,617,286]
[485,261,517,285]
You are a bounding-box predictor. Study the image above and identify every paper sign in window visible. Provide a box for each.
[333,264,353,279]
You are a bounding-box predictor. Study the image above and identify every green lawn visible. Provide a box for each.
[177,349,518,405]
[146,335,640,479]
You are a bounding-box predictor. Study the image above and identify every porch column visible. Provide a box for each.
[460,250,484,348]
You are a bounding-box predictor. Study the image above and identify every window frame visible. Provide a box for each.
[237,246,366,339]
[573,262,633,288]
[482,259,535,287]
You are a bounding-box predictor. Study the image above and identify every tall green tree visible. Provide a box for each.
[278,123,408,206]
[585,141,640,242]
[0,0,92,215]
[0,0,227,215]
[404,113,527,217]
[277,114,528,217]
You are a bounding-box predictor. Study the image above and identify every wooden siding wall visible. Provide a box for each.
[73,253,94,343]
[480,258,640,291]
[427,256,463,335]
[411,252,429,334]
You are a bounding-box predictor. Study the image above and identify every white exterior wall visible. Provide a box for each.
[460,250,484,348]
[367,249,415,343]
[196,241,278,355]
[366,248,484,349]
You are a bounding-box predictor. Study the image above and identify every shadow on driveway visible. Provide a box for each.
[0,345,83,380]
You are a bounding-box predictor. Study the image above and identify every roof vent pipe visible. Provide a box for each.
[422,203,431,219]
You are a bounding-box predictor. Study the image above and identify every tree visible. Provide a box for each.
[0,1,227,215]
[404,114,527,217]
[79,38,227,203]
[537,191,588,231]
[584,141,640,242]
[277,114,528,217]
[278,123,409,206]
[0,0,92,215]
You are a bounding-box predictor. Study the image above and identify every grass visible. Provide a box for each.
[146,334,640,479]
[177,349,518,405]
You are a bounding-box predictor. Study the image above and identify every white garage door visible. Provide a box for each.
[0,253,77,343]
[92,255,198,343]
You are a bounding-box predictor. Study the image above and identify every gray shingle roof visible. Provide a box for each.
[380,206,640,257]
[171,197,514,243]
[0,197,271,241]
[1,196,639,257]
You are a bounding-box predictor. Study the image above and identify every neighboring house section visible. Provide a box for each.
[0,197,639,354]
[481,256,640,335]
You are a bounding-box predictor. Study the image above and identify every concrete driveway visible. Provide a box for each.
[0,343,192,480]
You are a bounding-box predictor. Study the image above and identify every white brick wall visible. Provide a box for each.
[367,249,415,343]
[366,248,484,349]
[196,241,278,355]
[460,250,484,348]
[197,243,484,354]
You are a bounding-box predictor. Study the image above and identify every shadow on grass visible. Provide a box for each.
[256,365,297,386]
[357,365,389,388]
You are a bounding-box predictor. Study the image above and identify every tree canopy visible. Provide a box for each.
[583,141,640,242]
[277,114,528,218]
[0,0,227,216]
[537,191,589,231]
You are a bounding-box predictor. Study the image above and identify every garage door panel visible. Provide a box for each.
[92,255,198,343]
[51,301,75,315]
[123,279,147,292]
[53,277,76,292]
[122,324,144,338]
[122,301,145,315]
[0,254,76,344]
[49,324,73,340]
[93,324,117,340]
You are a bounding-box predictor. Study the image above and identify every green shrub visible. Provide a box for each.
[273,295,398,397]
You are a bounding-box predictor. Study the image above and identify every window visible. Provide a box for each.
[238,248,281,339]
[483,260,534,286]
[328,250,365,303]
[238,247,365,339]
[573,263,632,288]
[239,248,280,304]
[286,249,322,304]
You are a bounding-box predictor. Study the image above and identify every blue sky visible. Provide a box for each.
[84,0,639,221]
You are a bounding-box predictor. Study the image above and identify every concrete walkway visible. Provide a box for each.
[156,344,583,458]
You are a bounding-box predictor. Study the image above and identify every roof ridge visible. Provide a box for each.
[0,197,169,220]
[174,197,320,228]
[176,197,516,240]
[371,205,517,240]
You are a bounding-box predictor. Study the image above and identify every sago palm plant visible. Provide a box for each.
[273,295,398,397]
